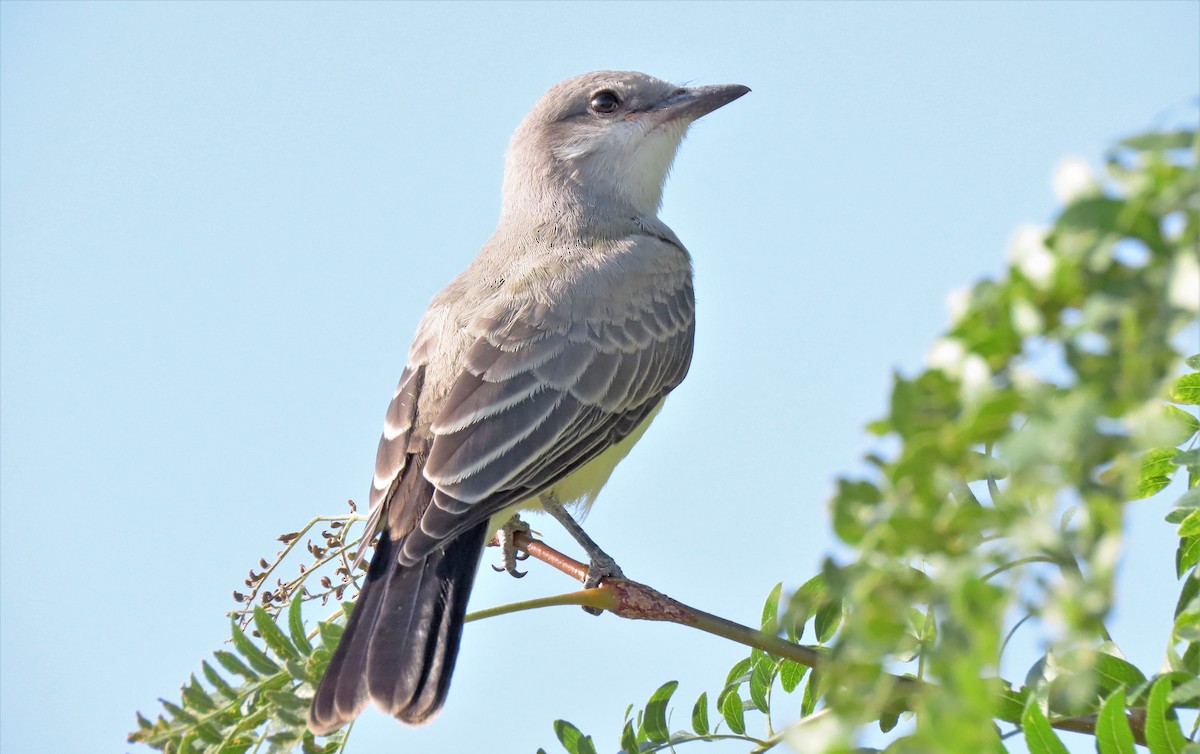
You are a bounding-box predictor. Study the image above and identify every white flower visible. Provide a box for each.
[1168,251,1199,312]
[927,338,993,401]
[945,286,971,324]
[785,711,850,754]
[1008,224,1057,290]
[927,337,966,374]
[961,353,993,401]
[1011,298,1045,336]
[1052,156,1097,204]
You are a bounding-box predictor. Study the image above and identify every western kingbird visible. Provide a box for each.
[308,70,748,734]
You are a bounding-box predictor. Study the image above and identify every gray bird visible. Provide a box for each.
[308,70,749,734]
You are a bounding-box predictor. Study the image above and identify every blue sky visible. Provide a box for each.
[1,2,1197,753]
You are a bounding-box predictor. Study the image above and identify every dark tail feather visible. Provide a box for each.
[308,520,489,733]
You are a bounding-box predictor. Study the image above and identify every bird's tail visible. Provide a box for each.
[307,519,489,733]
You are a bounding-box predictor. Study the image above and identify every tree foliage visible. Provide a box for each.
[131,124,1199,754]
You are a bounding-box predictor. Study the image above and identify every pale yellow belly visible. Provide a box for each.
[487,403,662,533]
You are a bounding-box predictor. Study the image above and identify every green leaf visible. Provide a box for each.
[719,689,745,735]
[1055,196,1163,250]
[1168,676,1200,707]
[180,674,215,712]
[552,720,597,754]
[253,607,299,662]
[1187,354,1200,371]
[1095,652,1148,692]
[879,706,900,734]
[1180,509,1200,538]
[214,649,258,681]
[691,692,709,736]
[1173,374,1200,406]
[289,597,314,656]
[1176,489,1200,513]
[1138,448,1180,499]
[1165,405,1200,436]
[724,657,752,689]
[161,699,198,725]
[1176,449,1200,477]
[748,658,772,712]
[1178,536,1200,578]
[264,686,308,711]
[762,582,782,632]
[785,573,828,641]
[995,682,1027,723]
[1117,131,1196,152]
[192,721,224,745]
[641,680,677,743]
[619,721,637,754]
[229,618,280,674]
[779,659,807,693]
[201,660,237,700]
[1021,698,1069,754]
[1175,571,1199,618]
[1145,675,1187,754]
[1096,688,1136,754]
[815,598,843,643]
[801,669,821,717]
[316,619,344,649]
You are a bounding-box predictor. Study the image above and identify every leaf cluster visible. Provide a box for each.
[544,125,1200,751]
[129,509,369,754]
[128,600,348,754]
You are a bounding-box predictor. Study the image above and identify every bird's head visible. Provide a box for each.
[501,71,749,222]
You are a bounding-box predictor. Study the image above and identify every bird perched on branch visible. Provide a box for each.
[308,70,749,734]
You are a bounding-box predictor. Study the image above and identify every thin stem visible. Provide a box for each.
[239,513,368,611]
[982,556,1058,582]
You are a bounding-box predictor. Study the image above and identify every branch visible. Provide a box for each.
[482,530,1148,748]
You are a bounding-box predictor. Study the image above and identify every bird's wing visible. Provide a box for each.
[364,362,430,545]
[388,255,695,565]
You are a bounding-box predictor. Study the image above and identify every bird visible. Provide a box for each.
[307,70,749,734]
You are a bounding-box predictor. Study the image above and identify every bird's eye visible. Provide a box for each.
[589,90,621,115]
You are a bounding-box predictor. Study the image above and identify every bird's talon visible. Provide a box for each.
[582,555,625,591]
[492,515,532,579]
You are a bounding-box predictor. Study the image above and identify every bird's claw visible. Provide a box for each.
[492,515,531,578]
[582,554,625,615]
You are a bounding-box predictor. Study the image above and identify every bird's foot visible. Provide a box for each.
[491,515,531,578]
[581,553,624,614]
[537,491,626,615]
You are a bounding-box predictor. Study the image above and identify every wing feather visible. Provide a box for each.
[370,366,425,511]
[426,386,565,486]
[380,237,696,566]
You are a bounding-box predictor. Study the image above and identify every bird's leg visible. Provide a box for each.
[491,515,531,578]
[539,492,624,615]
